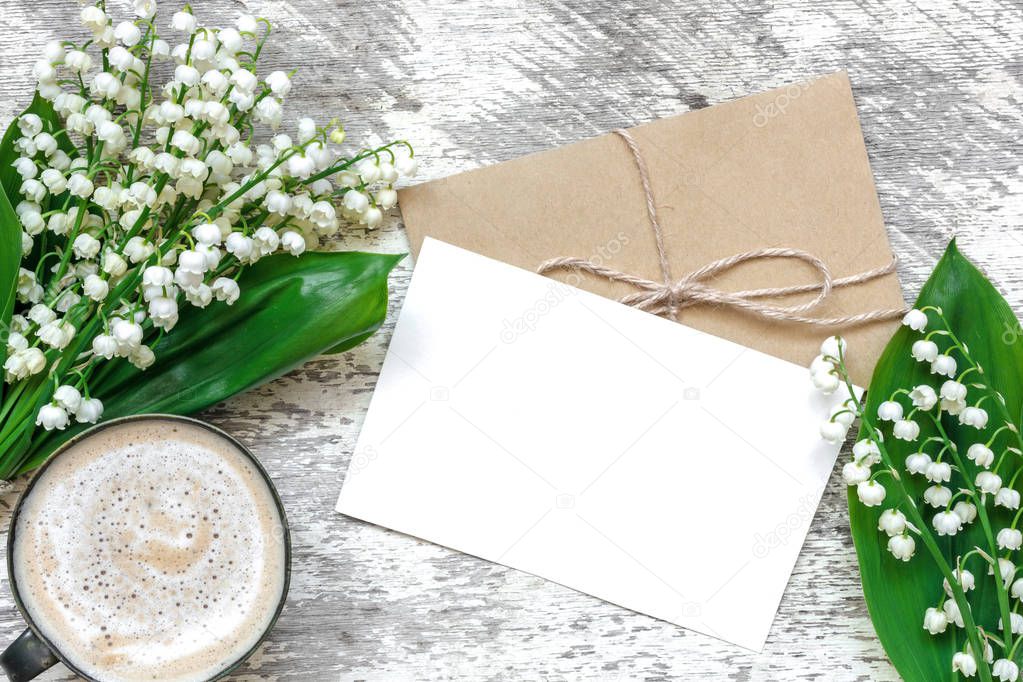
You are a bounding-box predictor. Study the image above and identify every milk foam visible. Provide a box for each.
[12,420,287,682]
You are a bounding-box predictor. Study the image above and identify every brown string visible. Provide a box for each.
[537,128,908,328]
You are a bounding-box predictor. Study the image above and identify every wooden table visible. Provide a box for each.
[0,1,1018,679]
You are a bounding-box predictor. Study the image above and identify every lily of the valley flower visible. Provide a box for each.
[933,510,964,536]
[53,385,81,412]
[888,534,915,561]
[992,558,1017,586]
[75,397,103,424]
[878,509,907,536]
[993,659,1020,682]
[7,0,416,434]
[853,439,881,465]
[996,488,1022,511]
[953,501,978,524]
[923,607,949,635]
[959,406,989,429]
[967,443,995,468]
[931,354,958,378]
[819,420,848,445]
[877,400,904,422]
[944,599,965,628]
[977,470,1003,495]
[998,528,1023,551]
[857,480,886,507]
[893,419,921,441]
[36,403,69,431]
[924,484,952,508]
[925,460,952,483]
[842,461,871,485]
[909,384,938,410]
[1000,613,1023,636]
[903,308,928,332]
[905,452,932,475]
[953,651,978,678]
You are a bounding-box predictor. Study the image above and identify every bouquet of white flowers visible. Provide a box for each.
[811,242,1023,682]
[0,1,414,478]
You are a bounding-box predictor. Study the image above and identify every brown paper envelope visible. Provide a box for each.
[398,71,904,385]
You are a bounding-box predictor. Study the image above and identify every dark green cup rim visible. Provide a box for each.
[5,414,292,682]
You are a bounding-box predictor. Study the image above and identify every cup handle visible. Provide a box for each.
[0,628,59,681]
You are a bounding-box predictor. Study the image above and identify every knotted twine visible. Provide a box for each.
[537,129,908,327]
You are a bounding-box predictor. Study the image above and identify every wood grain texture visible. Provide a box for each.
[0,0,1020,679]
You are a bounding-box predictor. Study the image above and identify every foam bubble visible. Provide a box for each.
[12,420,287,682]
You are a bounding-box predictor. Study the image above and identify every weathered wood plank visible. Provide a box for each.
[0,0,1019,679]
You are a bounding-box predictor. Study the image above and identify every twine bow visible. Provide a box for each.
[537,129,907,327]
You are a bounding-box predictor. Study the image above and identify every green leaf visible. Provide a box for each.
[0,157,22,406]
[851,240,1023,681]
[0,93,73,201]
[17,250,402,473]
[0,93,77,400]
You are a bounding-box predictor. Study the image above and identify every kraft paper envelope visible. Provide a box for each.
[337,238,859,651]
[398,71,904,384]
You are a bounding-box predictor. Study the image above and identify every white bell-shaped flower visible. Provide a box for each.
[887,534,915,562]
[992,659,1019,682]
[902,309,928,331]
[977,470,1003,495]
[212,277,240,305]
[909,385,937,410]
[281,231,306,256]
[953,501,977,524]
[996,488,1021,510]
[83,274,109,302]
[932,510,963,536]
[53,385,82,412]
[893,419,920,441]
[111,318,143,354]
[149,296,179,330]
[998,528,1023,551]
[952,652,977,678]
[878,509,907,536]
[923,484,951,508]
[75,397,104,424]
[92,334,118,360]
[265,70,291,96]
[959,406,989,429]
[925,461,952,483]
[967,443,994,468]
[857,480,886,507]
[922,607,948,635]
[842,461,870,486]
[930,354,957,377]
[36,403,69,431]
[877,400,904,422]
[943,569,975,596]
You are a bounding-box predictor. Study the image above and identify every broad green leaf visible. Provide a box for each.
[0,94,78,401]
[0,93,74,200]
[0,144,22,406]
[851,240,1023,681]
[16,250,402,474]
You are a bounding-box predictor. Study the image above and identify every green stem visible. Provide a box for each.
[834,348,993,680]
[930,413,1015,659]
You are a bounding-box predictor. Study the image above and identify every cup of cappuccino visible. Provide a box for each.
[1,415,291,681]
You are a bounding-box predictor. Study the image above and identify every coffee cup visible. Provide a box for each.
[0,415,291,681]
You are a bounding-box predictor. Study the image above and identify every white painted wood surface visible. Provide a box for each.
[0,0,1020,679]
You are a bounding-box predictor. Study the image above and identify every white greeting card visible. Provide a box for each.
[336,238,853,651]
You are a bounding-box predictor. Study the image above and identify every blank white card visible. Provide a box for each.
[337,238,850,651]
